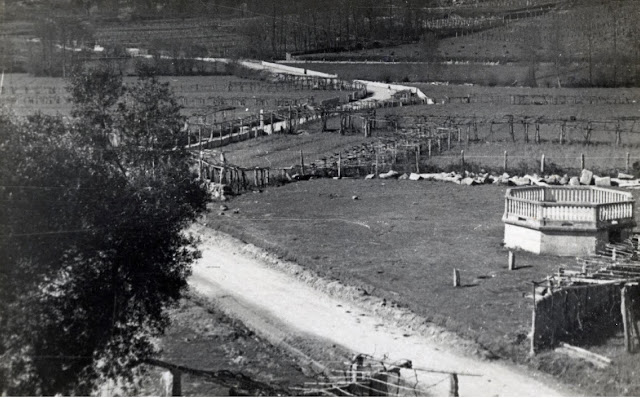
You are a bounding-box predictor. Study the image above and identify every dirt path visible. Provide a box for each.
[188,225,577,397]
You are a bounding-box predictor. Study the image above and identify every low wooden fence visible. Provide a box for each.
[531,282,640,353]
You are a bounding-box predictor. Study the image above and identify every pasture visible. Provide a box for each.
[208,177,640,396]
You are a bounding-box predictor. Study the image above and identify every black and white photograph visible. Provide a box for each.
[1,0,639,395]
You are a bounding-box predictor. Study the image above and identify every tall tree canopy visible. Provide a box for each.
[0,66,209,395]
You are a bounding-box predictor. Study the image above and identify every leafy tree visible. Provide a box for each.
[0,66,209,395]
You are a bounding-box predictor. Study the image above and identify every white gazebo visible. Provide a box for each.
[503,186,635,256]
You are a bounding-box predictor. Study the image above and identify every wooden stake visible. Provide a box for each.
[626,152,630,173]
[338,153,342,178]
[453,269,460,287]
[449,373,459,397]
[508,251,516,270]
[300,150,305,175]
[622,286,631,352]
[461,150,465,168]
[415,145,420,173]
[531,283,537,356]
[503,151,508,172]
[540,154,545,174]
[580,153,585,170]
[171,369,182,396]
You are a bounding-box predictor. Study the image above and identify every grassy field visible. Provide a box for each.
[208,177,640,396]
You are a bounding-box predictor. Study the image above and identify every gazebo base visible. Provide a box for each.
[504,223,632,257]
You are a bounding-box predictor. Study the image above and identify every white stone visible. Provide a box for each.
[580,169,593,185]
[594,176,611,187]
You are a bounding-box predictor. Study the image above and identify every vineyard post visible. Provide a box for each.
[466,127,470,146]
[616,121,621,147]
[535,123,540,143]
[447,130,451,151]
[270,112,274,134]
[198,126,203,179]
[504,151,508,172]
[415,145,420,173]
[375,147,379,176]
[300,150,305,175]
[428,139,432,158]
[461,150,465,168]
[626,152,630,173]
[473,116,478,140]
[540,154,545,174]
[524,121,529,143]
[509,116,515,142]
[394,142,398,165]
[581,153,585,170]
[560,121,566,144]
[338,153,342,178]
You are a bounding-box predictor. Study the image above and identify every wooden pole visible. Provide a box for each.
[535,123,540,143]
[338,153,342,178]
[449,373,459,397]
[508,251,516,270]
[428,139,432,158]
[461,150,465,168]
[415,145,420,173]
[300,150,305,175]
[580,153,585,170]
[448,130,451,150]
[626,152,630,173]
[531,283,537,356]
[540,154,545,174]
[453,269,460,287]
[504,151,508,172]
[622,285,632,352]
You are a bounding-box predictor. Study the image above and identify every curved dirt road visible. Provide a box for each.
[189,226,576,397]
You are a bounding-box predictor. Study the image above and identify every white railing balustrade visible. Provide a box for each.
[504,187,634,228]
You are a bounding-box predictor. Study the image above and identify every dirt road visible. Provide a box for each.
[188,225,576,397]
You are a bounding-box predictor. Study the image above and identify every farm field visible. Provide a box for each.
[0,74,350,119]
[207,177,640,396]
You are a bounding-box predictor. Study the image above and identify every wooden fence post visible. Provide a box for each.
[461,150,465,168]
[508,251,516,270]
[300,150,305,175]
[171,369,182,396]
[530,283,537,356]
[540,154,545,174]
[449,373,459,397]
[503,151,508,172]
[415,145,420,173]
[580,153,585,170]
[453,269,460,287]
[338,153,342,178]
[622,285,632,352]
[626,152,630,173]
[535,123,540,143]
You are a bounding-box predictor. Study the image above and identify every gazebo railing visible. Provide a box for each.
[504,187,635,229]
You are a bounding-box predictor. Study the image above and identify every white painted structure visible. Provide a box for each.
[503,186,635,256]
